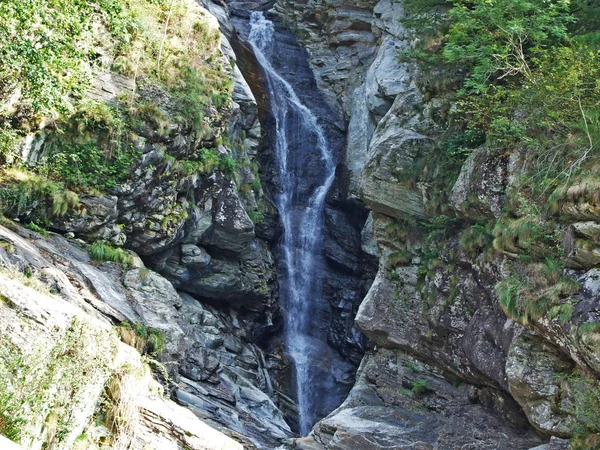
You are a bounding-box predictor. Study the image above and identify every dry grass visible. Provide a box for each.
[112,0,224,90]
[104,364,149,450]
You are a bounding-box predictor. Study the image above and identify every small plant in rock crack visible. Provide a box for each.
[411,379,434,396]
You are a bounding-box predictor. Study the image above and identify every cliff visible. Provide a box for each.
[2,0,600,449]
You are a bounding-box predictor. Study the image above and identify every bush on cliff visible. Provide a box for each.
[0,0,234,197]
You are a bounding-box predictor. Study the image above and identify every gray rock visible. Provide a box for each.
[361,125,431,220]
[506,333,577,436]
[451,146,517,219]
[548,437,571,450]
[201,178,255,253]
[180,244,211,267]
[54,195,119,233]
[122,268,187,368]
[299,349,543,450]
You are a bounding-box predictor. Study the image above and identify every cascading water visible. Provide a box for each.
[248,12,337,435]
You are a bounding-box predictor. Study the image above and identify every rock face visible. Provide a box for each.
[296,349,542,450]
[13,0,278,318]
[6,0,600,447]
[270,0,600,447]
[0,221,292,448]
[0,225,243,450]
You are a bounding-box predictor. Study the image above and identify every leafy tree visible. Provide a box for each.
[443,0,574,92]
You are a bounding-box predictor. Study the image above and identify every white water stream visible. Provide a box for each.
[248,12,337,435]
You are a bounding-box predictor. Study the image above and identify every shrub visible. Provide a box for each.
[117,321,166,356]
[443,0,573,93]
[0,169,79,219]
[219,154,237,174]
[89,241,133,266]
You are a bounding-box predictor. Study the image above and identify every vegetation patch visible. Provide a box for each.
[0,0,235,205]
[0,169,80,221]
[117,321,166,356]
[560,372,600,448]
[0,318,118,447]
[89,241,133,267]
[410,379,434,397]
[495,258,579,324]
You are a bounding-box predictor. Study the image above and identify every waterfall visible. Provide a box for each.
[248,12,337,435]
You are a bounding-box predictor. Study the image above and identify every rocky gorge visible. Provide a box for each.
[1,0,600,449]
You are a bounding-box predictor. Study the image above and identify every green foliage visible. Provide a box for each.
[0,0,234,199]
[89,241,133,267]
[0,169,79,220]
[219,155,237,174]
[571,434,600,450]
[24,221,48,237]
[444,0,573,92]
[0,0,231,120]
[117,321,166,356]
[562,373,600,438]
[251,177,262,195]
[247,210,265,224]
[45,102,140,191]
[493,197,561,259]
[47,141,139,191]
[495,260,579,324]
[459,223,492,258]
[403,0,600,192]
[388,250,412,268]
[199,148,220,173]
[579,322,600,336]
[0,127,21,163]
[384,220,409,242]
[410,379,434,396]
[0,0,122,118]
[496,276,523,320]
[548,302,574,324]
